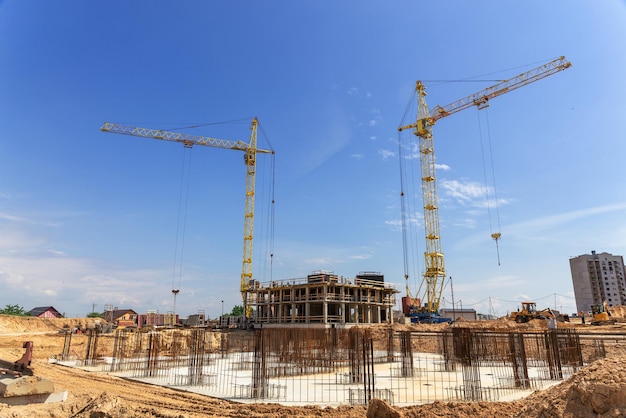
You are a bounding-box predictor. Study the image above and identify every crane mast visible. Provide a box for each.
[100,118,274,317]
[399,56,571,323]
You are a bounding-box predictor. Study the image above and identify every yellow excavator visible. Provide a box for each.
[590,301,617,326]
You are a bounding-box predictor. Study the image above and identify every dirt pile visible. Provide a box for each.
[517,355,626,417]
[609,305,626,319]
[0,315,99,334]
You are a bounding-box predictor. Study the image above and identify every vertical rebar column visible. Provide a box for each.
[348,328,362,383]
[84,328,100,366]
[441,330,456,372]
[62,331,72,361]
[386,328,394,363]
[146,332,160,377]
[362,334,374,405]
[110,329,121,372]
[544,330,562,379]
[400,331,414,377]
[508,332,529,388]
[188,329,205,385]
[252,329,268,398]
[453,328,482,400]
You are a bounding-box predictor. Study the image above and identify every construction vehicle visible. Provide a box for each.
[0,341,67,405]
[509,302,570,324]
[101,118,274,319]
[398,57,571,324]
[590,301,617,325]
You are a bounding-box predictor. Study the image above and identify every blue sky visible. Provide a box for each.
[1,1,625,318]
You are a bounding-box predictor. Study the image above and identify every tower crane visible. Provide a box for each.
[100,118,274,318]
[398,56,571,324]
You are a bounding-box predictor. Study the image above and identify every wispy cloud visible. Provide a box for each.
[441,179,489,202]
[385,211,423,232]
[509,202,626,234]
[378,149,395,160]
[440,179,511,209]
[0,212,34,224]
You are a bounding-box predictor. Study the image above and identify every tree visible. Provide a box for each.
[0,304,28,316]
[87,312,102,318]
[230,305,244,316]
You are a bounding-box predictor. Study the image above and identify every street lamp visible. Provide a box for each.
[221,300,224,329]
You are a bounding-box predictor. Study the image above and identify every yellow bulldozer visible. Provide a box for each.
[509,301,569,324]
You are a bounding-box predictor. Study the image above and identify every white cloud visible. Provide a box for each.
[435,163,451,171]
[378,149,395,160]
[351,153,364,159]
[349,254,372,260]
[441,179,490,203]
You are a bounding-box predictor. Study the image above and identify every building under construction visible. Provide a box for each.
[248,271,399,326]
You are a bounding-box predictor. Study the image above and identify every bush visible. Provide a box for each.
[0,304,29,316]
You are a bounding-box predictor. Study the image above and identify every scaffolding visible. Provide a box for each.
[249,271,399,325]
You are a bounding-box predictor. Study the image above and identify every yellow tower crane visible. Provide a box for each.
[100,118,274,318]
[398,56,571,323]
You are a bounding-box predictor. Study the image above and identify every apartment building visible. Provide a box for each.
[569,250,626,314]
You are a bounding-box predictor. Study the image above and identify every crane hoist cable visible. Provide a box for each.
[253,123,277,283]
[398,130,412,300]
[171,145,193,314]
[476,108,503,265]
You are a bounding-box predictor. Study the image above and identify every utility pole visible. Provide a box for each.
[450,277,456,321]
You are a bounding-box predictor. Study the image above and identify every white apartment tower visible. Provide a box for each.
[569,250,626,314]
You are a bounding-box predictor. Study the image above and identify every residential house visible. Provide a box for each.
[103,309,137,328]
[27,306,63,318]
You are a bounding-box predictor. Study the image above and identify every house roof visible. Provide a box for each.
[28,306,62,317]
[103,309,137,321]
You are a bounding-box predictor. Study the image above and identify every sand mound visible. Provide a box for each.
[517,355,626,417]
[0,315,99,334]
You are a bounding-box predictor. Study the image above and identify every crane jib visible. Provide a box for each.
[100,122,269,152]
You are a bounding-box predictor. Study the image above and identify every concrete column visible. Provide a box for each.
[305,286,310,323]
[323,284,328,323]
[340,286,345,324]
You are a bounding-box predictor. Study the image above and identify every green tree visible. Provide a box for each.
[230,305,244,316]
[0,304,28,316]
[87,312,102,318]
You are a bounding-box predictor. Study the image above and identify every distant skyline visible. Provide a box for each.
[1,1,625,318]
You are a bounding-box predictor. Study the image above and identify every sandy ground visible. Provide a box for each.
[1,314,626,417]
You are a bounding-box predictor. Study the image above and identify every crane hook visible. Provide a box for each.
[491,232,502,266]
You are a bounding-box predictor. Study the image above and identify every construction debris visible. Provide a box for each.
[0,341,67,406]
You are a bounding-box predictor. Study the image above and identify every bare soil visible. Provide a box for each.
[1,314,626,418]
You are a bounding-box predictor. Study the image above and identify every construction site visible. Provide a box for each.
[3,55,626,417]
